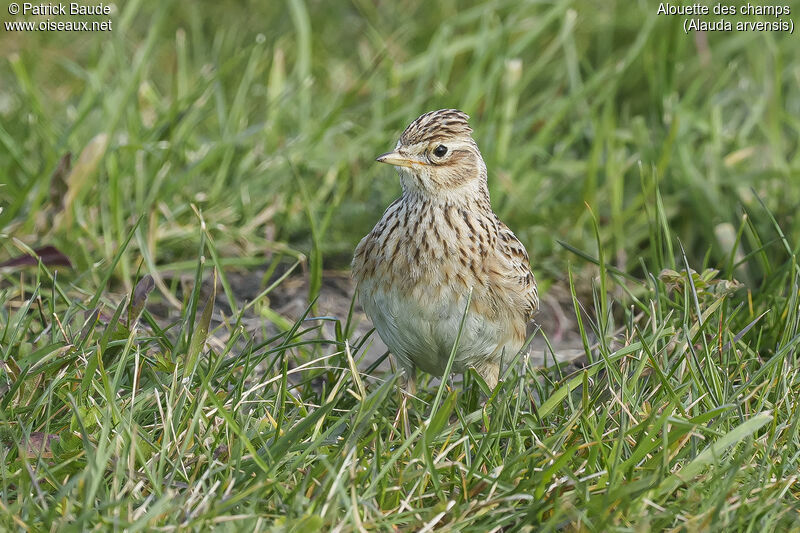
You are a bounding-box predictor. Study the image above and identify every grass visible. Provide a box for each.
[1,0,800,529]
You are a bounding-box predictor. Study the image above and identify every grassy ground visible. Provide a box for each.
[2,0,800,530]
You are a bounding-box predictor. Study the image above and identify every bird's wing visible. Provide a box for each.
[493,218,538,322]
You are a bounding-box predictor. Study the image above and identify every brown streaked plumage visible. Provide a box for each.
[352,109,538,389]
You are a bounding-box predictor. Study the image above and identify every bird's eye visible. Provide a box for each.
[433,145,448,157]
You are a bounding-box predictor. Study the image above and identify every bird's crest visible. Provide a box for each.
[399,109,472,146]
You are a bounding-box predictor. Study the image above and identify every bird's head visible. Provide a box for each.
[376,109,488,198]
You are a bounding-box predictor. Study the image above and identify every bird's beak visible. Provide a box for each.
[376,151,423,168]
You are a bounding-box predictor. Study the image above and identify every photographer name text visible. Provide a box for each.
[15,2,111,16]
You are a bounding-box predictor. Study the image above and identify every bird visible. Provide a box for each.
[352,109,538,391]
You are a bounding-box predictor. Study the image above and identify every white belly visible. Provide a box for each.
[359,283,516,376]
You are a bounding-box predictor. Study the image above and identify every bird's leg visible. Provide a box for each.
[399,364,416,438]
[476,361,499,391]
[403,364,417,396]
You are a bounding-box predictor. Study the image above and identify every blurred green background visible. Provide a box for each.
[1,0,798,295]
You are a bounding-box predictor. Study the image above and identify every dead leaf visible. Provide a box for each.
[62,133,110,223]
[0,245,72,269]
[128,274,155,326]
[22,432,59,459]
[48,152,71,212]
[184,269,217,379]
[659,267,742,297]
[213,444,229,460]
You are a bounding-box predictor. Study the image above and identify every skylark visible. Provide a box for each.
[352,109,538,390]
